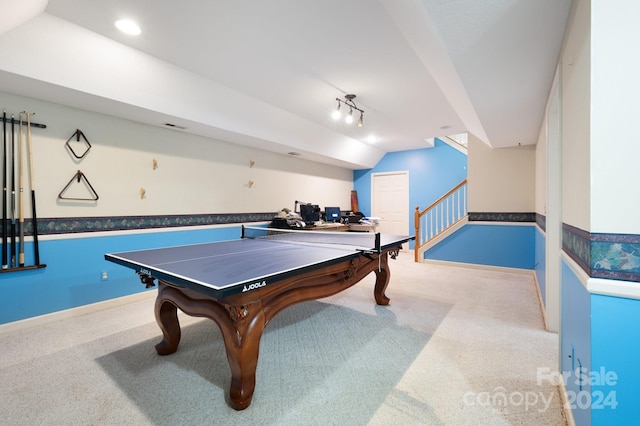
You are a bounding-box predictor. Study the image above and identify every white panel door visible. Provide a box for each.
[371,172,409,238]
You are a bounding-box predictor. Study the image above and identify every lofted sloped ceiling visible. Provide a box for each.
[0,0,571,169]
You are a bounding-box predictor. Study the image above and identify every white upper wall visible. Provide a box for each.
[0,91,353,218]
[0,0,47,35]
[535,113,548,216]
[467,133,535,213]
[560,0,591,232]
[590,0,640,234]
[541,0,640,235]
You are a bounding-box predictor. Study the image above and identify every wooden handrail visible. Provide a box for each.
[414,178,468,262]
[443,135,468,150]
[416,179,467,217]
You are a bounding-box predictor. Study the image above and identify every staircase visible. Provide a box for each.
[414,179,468,262]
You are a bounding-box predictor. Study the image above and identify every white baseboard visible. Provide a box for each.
[558,379,576,426]
[530,268,549,331]
[423,258,534,276]
[0,290,156,335]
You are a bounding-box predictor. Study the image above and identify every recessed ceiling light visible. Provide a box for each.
[115,19,141,35]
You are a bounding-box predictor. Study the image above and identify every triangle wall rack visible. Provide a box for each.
[58,170,99,201]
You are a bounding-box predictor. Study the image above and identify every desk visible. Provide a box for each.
[304,222,375,232]
[105,227,413,410]
[348,223,376,232]
[303,222,348,231]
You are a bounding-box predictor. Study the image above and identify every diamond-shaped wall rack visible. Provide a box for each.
[65,129,92,159]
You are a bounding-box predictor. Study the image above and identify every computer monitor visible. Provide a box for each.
[324,207,341,222]
[299,204,320,224]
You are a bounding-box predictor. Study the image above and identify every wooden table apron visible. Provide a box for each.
[152,245,400,410]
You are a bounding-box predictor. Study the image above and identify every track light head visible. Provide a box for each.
[345,108,354,124]
[331,100,341,120]
[331,94,365,126]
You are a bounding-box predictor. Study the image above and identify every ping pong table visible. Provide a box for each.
[104,226,413,410]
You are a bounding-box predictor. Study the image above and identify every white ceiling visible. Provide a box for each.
[0,0,571,169]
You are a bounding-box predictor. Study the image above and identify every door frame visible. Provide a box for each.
[371,170,410,238]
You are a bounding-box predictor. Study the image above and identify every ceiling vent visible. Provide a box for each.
[164,123,187,130]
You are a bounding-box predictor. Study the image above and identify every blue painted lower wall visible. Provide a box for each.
[561,260,592,426]
[591,293,640,424]
[0,226,241,324]
[561,257,640,425]
[535,226,546,306]
[423,223,536,269]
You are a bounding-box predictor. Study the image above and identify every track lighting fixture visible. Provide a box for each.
[332,94,364,127]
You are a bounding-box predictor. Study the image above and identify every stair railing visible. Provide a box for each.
[414,179,468,262]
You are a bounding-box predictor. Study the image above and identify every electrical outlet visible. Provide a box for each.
[101,270,108,281]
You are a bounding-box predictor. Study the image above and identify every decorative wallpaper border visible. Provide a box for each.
[465,213,640,283]
[562,223,591,275]
[468,212,536,222]
[12,212,640,283]
[7,213,276,236]
[591,232,640,282]
[562,223,640,284]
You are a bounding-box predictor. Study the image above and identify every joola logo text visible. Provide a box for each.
[243,281,267,292]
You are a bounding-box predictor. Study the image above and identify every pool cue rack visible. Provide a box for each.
[1,115,47,129]
[1,109,47,273]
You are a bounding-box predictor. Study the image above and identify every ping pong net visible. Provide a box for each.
[241,225,381,253]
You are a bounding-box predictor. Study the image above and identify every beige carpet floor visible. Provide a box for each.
[0,254,566,425]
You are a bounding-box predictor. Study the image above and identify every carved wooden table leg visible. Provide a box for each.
[220,302,266,410]
[154,287,181,355]
[152,282,266,410]
[373,252,391,305]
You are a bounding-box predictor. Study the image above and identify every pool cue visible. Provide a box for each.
[18,113,25,267]
[2,110,7,269]
[10,115,16,267]
[26,112,40,265]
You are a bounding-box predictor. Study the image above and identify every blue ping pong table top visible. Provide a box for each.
[105,233,413,297]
